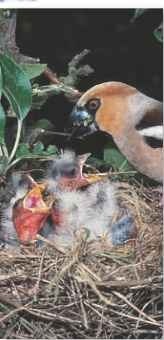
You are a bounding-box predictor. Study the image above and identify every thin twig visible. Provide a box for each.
[44,67,60,85]
[113,291,161,327]
[0,302,31,324]
[36,234,66,254]
[8,119,22,163]
[32,249,46,301]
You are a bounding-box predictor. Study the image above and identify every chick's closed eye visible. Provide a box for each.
[60,165,77,178]
[51,163,77,179]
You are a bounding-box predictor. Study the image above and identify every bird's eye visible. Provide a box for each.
[86,98,100,112]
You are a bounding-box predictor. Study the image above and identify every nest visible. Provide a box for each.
[0,181,162,339]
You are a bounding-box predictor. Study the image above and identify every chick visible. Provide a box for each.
[44,150,102,192]
[12,184,50,244]
[0,174,29,246]
[41,150,136,248]
[0,174,50,246]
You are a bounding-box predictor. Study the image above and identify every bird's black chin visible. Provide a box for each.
[71,121,99,139]
[69,107,99,138]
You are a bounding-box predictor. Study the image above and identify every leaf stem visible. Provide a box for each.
[0,145,3,157]
[8,118,22,163]
[1,143,9,158]
[6,157,21,171]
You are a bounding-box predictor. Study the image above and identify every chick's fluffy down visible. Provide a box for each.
[0,184,28,245]
[43,181,118,247]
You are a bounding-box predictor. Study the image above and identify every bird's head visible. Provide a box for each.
[46,150,108,192]
[70,82,137,137]
[13,184,51,244]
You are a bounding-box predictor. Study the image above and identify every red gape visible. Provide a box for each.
[13,204,49,244]
[12,184,50,244]
[57,176,90,191]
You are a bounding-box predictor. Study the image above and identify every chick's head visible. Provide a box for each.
[12,184,51,244]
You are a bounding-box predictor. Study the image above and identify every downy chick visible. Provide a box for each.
[42,150,136,248]
[0,174,29,246]
[0,174,50,246]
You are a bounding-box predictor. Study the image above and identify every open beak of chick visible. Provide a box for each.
[57,153,108,191]
[12,184,51,244]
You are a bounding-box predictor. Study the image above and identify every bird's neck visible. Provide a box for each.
[125,93,163,129]
[114,128,163,182]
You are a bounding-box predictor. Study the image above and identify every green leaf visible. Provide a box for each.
[131,9,148,23]
[154,23,163,43]
[32,142,44,154]
[0,67,3,97]
[88,156,106,168]
[33,143,58,156]
[0,156,8,175]
[16,142,58,160]
[0,104,6,145]
[103,143,134,172]
[16,143,31,158]
[46,145,58,155]
[33,118,54,130]
[21,63,47,80]
[0,54,32,120]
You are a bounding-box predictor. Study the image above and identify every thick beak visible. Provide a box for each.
[70,107,98,137]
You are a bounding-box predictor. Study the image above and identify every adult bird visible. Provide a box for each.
[70,82,163,182]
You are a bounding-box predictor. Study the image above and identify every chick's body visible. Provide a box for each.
[53,182,117,242]
[42,151,135,248]
[0,151,136,248]
[0,176,29,246]
[0,175,49,246]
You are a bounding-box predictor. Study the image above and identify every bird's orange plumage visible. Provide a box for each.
[72,81,163,182]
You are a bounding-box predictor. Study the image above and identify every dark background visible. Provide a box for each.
[16,9,163,152]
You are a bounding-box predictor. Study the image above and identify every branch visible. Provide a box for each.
[0,9,38,64]
[0,11,94,106]
[39,50,94,103]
